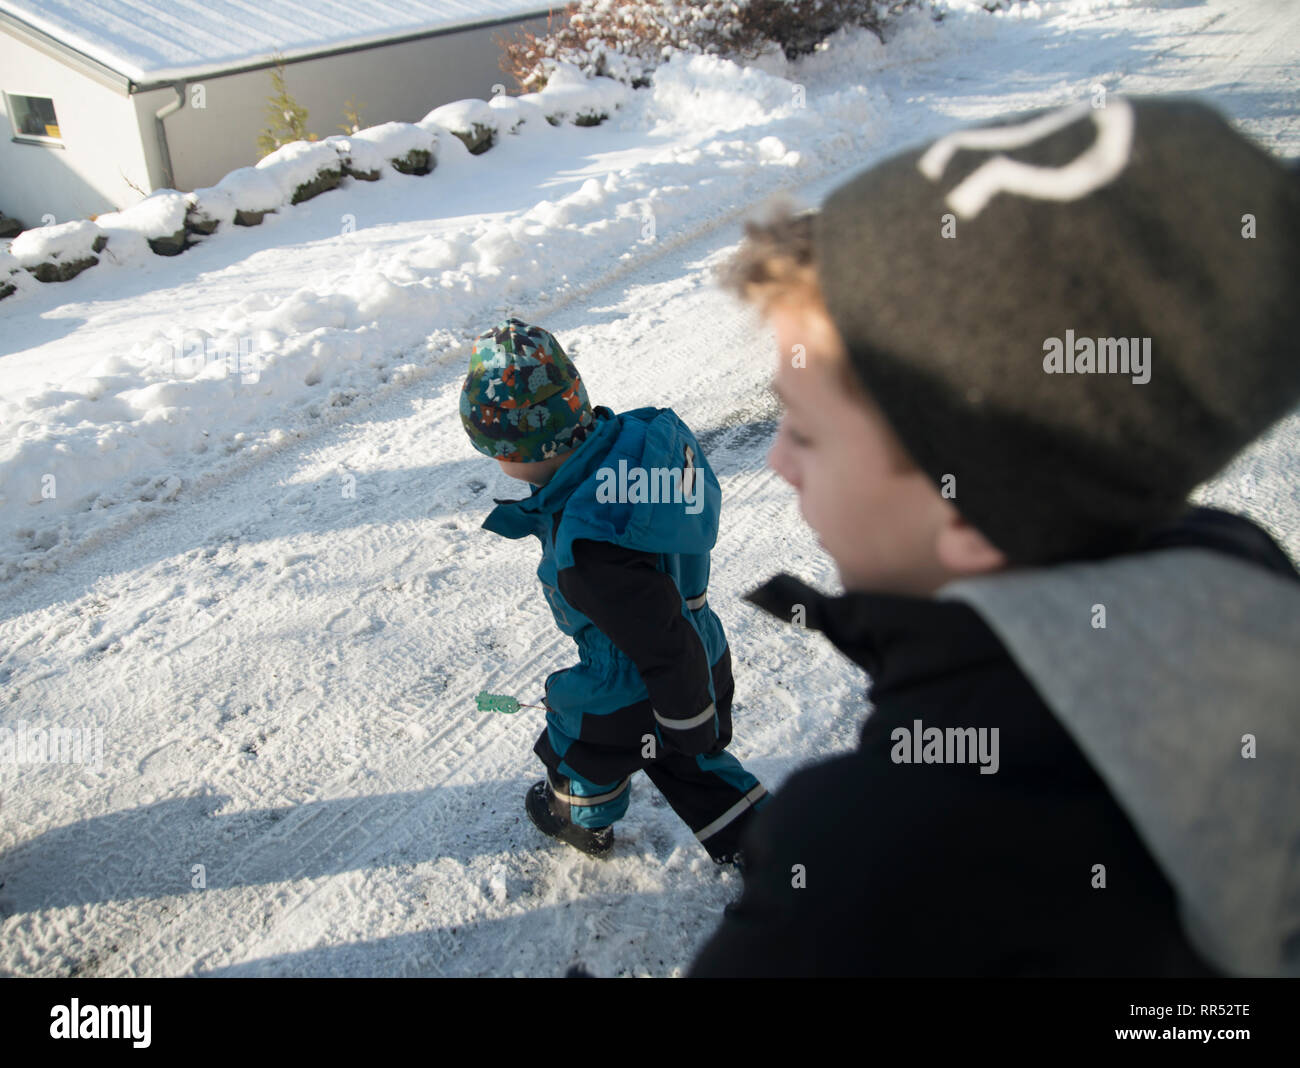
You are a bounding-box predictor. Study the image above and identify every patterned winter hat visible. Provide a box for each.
[460,318,596,463]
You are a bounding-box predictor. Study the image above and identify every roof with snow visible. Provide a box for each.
[0,0,553,84]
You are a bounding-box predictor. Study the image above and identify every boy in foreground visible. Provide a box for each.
[689,96,1300,976]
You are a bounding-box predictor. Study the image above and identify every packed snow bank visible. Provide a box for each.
[4,65,630,291]
[340,121,440,173]
[517,63,631,124]
[9,220,104,267]
[91,192,192,261]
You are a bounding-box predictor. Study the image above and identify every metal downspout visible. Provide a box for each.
[152,83,186,190]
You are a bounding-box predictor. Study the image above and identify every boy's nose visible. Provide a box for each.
[766,438,796,488]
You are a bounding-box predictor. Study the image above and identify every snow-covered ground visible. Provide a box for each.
[1,0,1297,977]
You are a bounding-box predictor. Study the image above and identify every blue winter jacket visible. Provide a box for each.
[482,405,729,755]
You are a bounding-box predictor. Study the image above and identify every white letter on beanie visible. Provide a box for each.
[918,98,1135,218]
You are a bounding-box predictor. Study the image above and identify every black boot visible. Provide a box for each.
[525,779,614,859]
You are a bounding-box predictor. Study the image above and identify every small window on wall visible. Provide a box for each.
[8,94,61,139]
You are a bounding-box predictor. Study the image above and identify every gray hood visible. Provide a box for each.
[938,548,1300,976]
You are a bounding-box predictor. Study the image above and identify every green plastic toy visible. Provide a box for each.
[477,691,525,714]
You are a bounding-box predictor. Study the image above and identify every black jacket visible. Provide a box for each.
[688,508,1298,976]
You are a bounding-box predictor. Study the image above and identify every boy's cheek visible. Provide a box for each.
[798,476,835,543]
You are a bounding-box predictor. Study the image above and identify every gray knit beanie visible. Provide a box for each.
[813,95,1300,563]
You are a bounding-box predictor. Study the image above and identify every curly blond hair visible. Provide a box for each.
[716,197,880,409]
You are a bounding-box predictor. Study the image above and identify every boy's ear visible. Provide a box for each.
[934,507,1008,577]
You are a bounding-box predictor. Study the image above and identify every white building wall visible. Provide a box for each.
[142,15,554,195]
[2,12,552,228]
[0,28,150,226]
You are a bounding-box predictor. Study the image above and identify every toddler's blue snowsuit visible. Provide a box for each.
[482,404,767,861]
